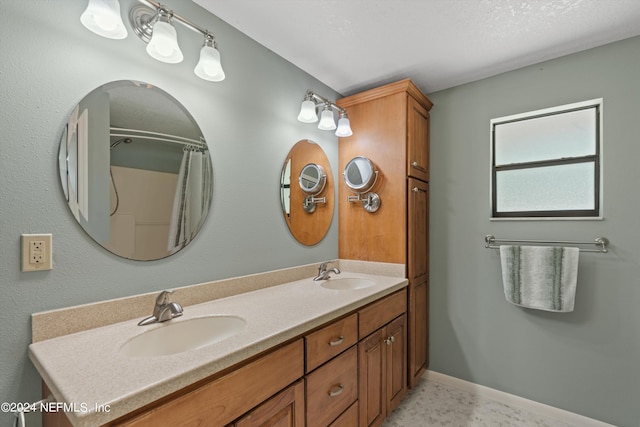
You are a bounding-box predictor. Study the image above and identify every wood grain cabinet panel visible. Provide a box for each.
[358,328,386,427]
[407,96,430,182]
[234,380,305,427]
[358,315,407,427]
[328,402,358,427]
[306,347,358,427]
[305,314,358,373]
[110,340,304,427]
[358,290,407,339]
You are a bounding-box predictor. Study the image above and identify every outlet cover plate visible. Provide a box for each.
[21,234,52,272]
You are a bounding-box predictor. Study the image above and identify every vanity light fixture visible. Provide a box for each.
[80,0,226,82]
[80,0,128,39]
[144,7,183,63]
[297,90,353,137]
[318,104,337,131]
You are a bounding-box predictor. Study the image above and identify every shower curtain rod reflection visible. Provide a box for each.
[110,127,206,149]
[484,235,609,253]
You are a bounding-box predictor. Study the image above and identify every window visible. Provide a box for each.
[490,99,602,219]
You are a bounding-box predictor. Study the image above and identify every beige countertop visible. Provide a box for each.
[29,270,407,426]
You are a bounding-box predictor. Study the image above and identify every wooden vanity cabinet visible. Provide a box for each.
[43,290,408,427]
[337,79,432,389]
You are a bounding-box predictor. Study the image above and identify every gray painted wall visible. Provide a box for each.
[0,1,338,425]
[428,36,640,427]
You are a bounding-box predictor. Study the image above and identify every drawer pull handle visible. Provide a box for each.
[411,161,427,171]
[412,186,427,193]
[329,336,344,346]
[328,384,344,397]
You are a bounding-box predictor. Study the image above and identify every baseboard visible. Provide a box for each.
[425,370,616,427]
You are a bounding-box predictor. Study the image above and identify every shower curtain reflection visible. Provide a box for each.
[168,147,212,253]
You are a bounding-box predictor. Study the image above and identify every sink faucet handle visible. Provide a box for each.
[155,290,174,306]
[319,260,337,271]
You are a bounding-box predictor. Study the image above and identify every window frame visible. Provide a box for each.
[490,99,603,220]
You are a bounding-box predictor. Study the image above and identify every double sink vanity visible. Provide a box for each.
[29,261,408,427]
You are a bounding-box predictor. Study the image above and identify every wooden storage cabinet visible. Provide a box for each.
[338,79,432,389]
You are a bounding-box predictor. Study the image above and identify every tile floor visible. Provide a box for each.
[382,377,576,427]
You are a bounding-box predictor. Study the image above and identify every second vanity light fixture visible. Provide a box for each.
[298,90,353,137]
[80,0,225,82]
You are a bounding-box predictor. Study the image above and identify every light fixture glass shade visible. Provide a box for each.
[335,116,353,137]
[317,106,336,130]
[194,45,225,81]
[146,19,183,63]
[297,100,318,123]
[80,0,128,39]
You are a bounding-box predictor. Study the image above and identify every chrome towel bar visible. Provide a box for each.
[484,235,609,253]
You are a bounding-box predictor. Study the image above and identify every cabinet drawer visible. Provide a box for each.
[359,289,407,339]
[305,314,358,372]
[306,346,358,427]
[328,401,358,427]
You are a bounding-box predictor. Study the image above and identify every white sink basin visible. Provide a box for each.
[120,315,246,357]
[320,277,376,290]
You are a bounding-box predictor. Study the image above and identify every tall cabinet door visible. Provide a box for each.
[408,179,429,284]
[407,178,429,387]
[407,96,430,182]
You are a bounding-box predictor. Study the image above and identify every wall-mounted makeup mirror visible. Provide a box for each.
[344,156,381,212]
[58,80,213,261]
[280,140,334,245]
[299,163,327,213]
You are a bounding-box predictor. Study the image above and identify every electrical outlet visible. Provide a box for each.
[21,234,52,272]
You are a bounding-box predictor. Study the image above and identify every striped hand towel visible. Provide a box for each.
[499,245,579,312]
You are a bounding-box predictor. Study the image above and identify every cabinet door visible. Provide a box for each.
[408,179,429,285]
[385,315,407,413]
[358,329,386,427]
[409,280,429,388]
[235,380,305,427]
[407,96,430,182]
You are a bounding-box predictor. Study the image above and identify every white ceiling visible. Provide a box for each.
[194,0,640,96]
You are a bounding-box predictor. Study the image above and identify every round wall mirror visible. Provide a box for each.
[58,80,213,261]
[344,156,377,192]
[280,140,334,246]
[299,163,326,195]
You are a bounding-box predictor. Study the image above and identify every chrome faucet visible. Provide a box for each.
[314,260,341,281]
[138,290,183,326]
